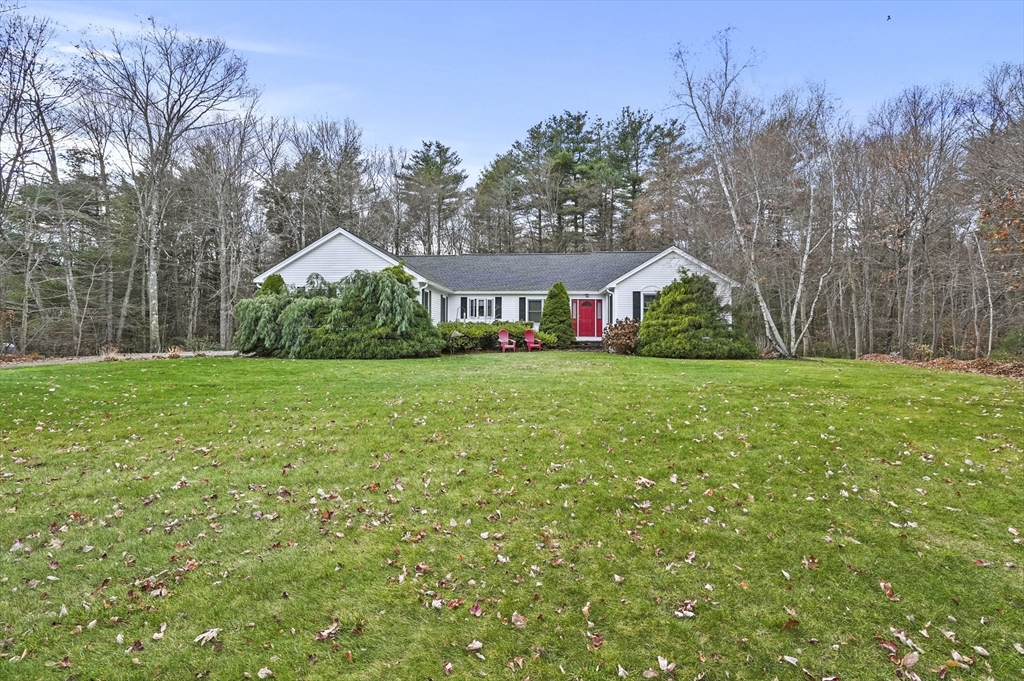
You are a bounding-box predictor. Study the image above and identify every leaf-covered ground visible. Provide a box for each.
[0,354,1021,680]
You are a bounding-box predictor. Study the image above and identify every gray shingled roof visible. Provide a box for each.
[401,252,661,292]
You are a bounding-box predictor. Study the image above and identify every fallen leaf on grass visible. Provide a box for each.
[257,668,273,678]
[443,660,453,676]
[315,619,340,641]
[193,628,221,646]
[152,622,167,640]
[878,641,899,655]
[782,619,800,631]
[1014,643,1024,655]
[618,664,629,677]
[902,651,919,668]
[466,640,483,651]
[469,602,483,617]
[781,655,799,666]
[972,646,989,658]
[657,656,675,672]
[879,580,900,601]
[512,612,527,629]
[802,555,819,569]
[674,600,696,618]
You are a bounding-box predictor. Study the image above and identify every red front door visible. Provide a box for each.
[576,300,595,337]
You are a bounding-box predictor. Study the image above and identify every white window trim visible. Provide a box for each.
[526,298,543,324]
[468,297,495,320]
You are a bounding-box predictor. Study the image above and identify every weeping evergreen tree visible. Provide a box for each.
[277,297,343,358]
[539,281,575,348]
[300,269,443,359]
[233,293,291,355]
[234,266,442,359]
[638,272,758,359]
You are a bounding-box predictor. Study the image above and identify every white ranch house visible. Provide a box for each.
[253,228,739,342]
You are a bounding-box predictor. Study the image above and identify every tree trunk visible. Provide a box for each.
[146,195,161,353]
[116,224,143,347]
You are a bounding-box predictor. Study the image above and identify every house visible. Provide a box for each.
[253,228,739,341]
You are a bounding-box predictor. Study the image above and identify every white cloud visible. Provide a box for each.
[24,2,302,56]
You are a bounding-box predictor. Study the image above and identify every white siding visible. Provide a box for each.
[423,286,447,323]
[611,253,732,322]
[447,293,537,324]
[268,231,395,288]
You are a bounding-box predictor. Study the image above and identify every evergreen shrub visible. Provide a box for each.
[437,322,555,352]
[277,297,343,358]
[233,268,443,359]
[233,293,290,355]
[638,272,758,359]
[257,274,286,296]
[296,270,442,359]
[539,282,575,348]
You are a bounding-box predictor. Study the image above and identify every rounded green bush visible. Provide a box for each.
[638,272,758,359]
[257,273,286,296]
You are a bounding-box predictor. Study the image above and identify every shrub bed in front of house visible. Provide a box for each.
[437,321,556,352]
[233,268,443,359]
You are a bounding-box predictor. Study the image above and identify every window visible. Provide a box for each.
[440,295,448,322]
[421,289,431,310]
[468,297,494,319]
[527,299,543,324]
[642,293,657,317]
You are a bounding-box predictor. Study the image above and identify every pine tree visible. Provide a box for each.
[539,282,575,348]
[638,272,758,359]
[233,293,291,355]
[300,269,443,359]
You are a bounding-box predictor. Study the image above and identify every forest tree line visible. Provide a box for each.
[0,9,1021,358]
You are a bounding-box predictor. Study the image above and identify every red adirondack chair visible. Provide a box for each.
[523,329,542,352]
[498,329,516,353]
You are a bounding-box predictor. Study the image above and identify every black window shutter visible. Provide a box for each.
[519,297,527,321]
[494,297,502,319]
[460,297,468,319]
[632,291,641,320]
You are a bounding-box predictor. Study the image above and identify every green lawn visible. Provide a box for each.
[1,354,1021,680]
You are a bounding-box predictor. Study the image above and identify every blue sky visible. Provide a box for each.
[26,0,1024,179]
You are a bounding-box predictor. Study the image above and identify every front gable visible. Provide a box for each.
[604,247,738,292]
[254,228,401,288]
[605,248,738,320]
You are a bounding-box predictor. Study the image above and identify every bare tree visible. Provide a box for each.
[0,9,54,349]
[181,105,261,348]
[672,32,839,356]
[80,22,254,351]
